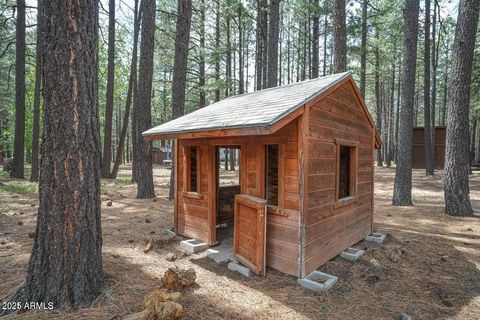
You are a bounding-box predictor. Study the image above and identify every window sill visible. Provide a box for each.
[333,196,358,209]
[266,205,288,216]
[182,191,204,200]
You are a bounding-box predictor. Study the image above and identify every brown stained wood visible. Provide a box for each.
[266,253,299,276]
[284,192,301,211]
[267,221,299,243]
[207,145,216,245]
[308,158,336,175]
[267,209,301,227]
[174,140,179,233]
[309,123,372,146]
[233,194,267,275]
[178,214,210,231]
[303,216,371,274]
[307,188,335,208]
[308,140,336,158]
[178,202,209,219]
[177,224,209,243]
[307,173,335,191]
[285,159,299,176]
[266,237,299,260]
[285,142,298,159]
[305,203,371,244]
[284,176,300,194]
[310,107,371,136]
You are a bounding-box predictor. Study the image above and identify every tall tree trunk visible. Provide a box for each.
[441,48,448,126]
[395,62,401,162]
[312,0,319,78]
[169,0,192,200]
[359,0,368,97]
[226,13,232,97]
[423,0,434,175]
[444,0,479,216]
[392,0,420,206]
[387,63,396,167]
[475,111,480,163]
[30,0,43,182]
[255,0,265,90]
[101,0,116,178]
[238,2,244,94]
[9,0,104,309]
[332,0,347,73]
[431,0,439,166]
[11,0,26,179]
[261,0,268,89]
[111,0,141,179]
[266,0,280,88]
[136,0,156,199]
[323,11,328,76]
[374,29,383,166]
[214,0,220,101]
[199,0,206,107]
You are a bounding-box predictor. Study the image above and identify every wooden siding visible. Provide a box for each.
[302,81,374,276]
[176,144,211,243]
[175,120,302,276]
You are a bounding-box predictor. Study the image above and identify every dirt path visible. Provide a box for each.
[0,167,479,320]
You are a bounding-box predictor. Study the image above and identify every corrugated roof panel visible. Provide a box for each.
[143,71,351,137]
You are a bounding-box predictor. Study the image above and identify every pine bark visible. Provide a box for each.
[312,0,319,78]
[423,0,434,175]
[214,0,220,101]
[238,2,244,94]
[444,0,479,216]
[101,0,116,178]
[11,0,26,179]
[359,0,368,97]
[323,11,328,76]
[332,0,347,73]
[198,0,206,108]
[11,0,104,309]
[374,29,383,167]
[169,0,192,200]
[261,0,268,88]
[431,0,438,164]
[30,0,43,182]
[392,0,420,206]
[135,0,156,199]
[267,0,280,88]
[171,0,192,119]
[111,0,141,179]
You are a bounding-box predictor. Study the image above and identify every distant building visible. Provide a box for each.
[151,146,171,165]
[412,126,446,169]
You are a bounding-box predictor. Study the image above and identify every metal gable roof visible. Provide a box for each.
[143,71,352,139]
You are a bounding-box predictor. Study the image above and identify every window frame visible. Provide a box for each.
[265,143,287,216]
[334,138,358,207]
[183,145,202,198]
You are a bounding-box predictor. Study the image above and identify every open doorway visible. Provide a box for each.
[215,146,241,244]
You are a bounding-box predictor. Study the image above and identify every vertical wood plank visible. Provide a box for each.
[208,144,217,245]
[174,139,179,233]
[299,107,309,277]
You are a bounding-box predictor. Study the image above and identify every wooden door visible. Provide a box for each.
[233,194,267,275]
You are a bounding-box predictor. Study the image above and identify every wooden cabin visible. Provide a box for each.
[412,126,446,169]
[143,72,381,277]
[151,146,172,165]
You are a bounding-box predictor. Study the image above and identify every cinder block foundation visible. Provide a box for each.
[298,271,338,292]
[340,247,365,262]
[365,232,386,244]
[228,261,252,277]
[180,239,208,253]
[207,248,234,264]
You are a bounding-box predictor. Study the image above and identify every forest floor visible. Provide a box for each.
[0,166,479,320]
